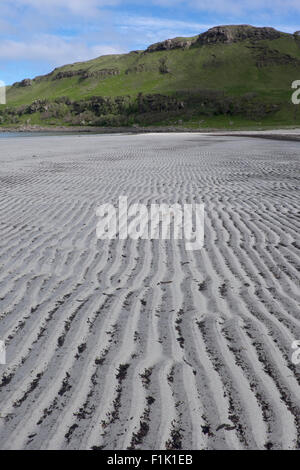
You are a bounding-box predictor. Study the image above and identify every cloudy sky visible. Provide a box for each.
[1,0,300,84]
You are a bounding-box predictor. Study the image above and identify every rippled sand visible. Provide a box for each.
[0,133,299,450]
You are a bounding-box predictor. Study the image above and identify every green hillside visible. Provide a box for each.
[2,25,300,129]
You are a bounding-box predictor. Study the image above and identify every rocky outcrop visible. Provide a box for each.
[52,68,120,80]
[125,60,170,75]
[82,69,120,79]
[145,25,281,53]
[294,31,300,46]
[245,42,300,67]
[196,25,281,45]
[20,79,33,87]
[125,64,146,74]
[12,78,33,87]
[25,99,49,114]
[52,70,83,80]
[159,58,170,74]
[137,93,184,113]
[146,37,196,53]
[255,47,300,67]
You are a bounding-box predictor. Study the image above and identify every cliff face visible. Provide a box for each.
[196,25,281,45]
[52,68,120,80]
[145,25,282,53]
[146,37,196,53]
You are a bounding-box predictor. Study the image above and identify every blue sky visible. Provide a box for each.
[1,0,300,85]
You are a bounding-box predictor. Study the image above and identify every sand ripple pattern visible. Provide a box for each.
[0,133,299,450]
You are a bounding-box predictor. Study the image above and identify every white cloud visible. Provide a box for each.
[119,16,210,32]
[0,36,123,65]
[151,0,300,15]
[12,0,300,18]
[120,16,207,30]
[115,16,212,47]
[13,0,121,16]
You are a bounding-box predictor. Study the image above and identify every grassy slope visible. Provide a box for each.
[3,31,300,128]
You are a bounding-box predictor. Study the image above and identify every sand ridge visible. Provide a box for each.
[0,133,299,450]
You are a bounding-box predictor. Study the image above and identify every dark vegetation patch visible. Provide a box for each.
[1,88,280,127]
[165,421,183,450]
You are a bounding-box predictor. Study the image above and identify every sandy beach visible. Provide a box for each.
[0,132,299,450]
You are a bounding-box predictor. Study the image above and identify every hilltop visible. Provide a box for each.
[1,24,300,129]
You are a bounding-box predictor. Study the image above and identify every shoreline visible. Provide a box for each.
[1,125,300,142]
[0,125,199,134]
